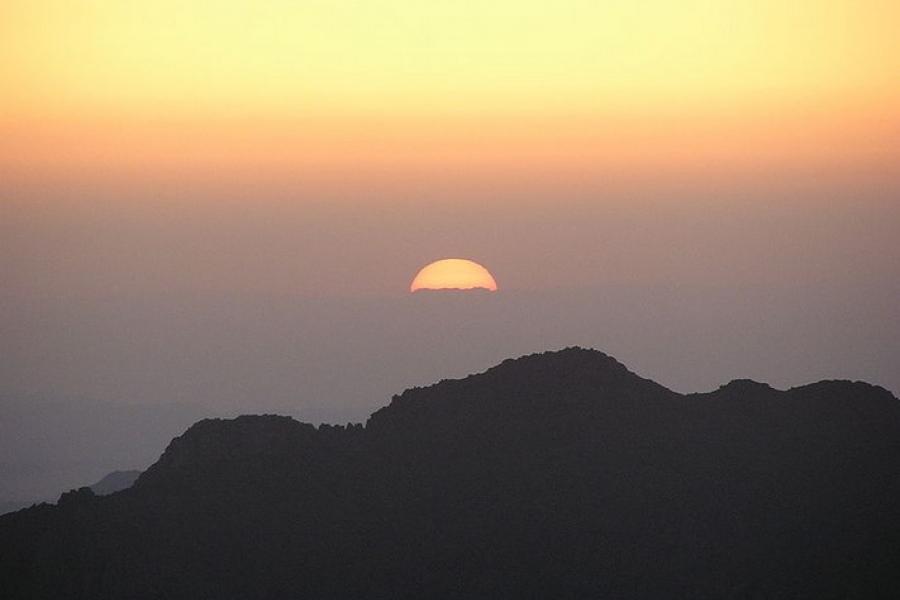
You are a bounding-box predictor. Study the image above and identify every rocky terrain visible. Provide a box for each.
[2,348,899,599]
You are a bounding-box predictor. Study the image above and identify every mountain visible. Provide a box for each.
[0,470,143,517]
[1,348,899,599]
[0,500,38,516]
[88,470,142,496]
[0,395,202,506]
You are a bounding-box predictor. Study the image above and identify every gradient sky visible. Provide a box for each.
[1,1,899,500]
[2,0,899,176]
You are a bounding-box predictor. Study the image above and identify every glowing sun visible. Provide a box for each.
[410,259,499,292]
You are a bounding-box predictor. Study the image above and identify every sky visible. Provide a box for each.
[1,1,899,500]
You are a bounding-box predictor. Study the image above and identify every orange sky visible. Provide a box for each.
[1,0,898,181]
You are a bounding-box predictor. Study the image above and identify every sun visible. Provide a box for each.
[410,259,499,292]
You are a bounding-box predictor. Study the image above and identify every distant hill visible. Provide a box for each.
[2,348,899,599]
[0,470,142,517]
[89,469,141,496]
[0,395,202,506]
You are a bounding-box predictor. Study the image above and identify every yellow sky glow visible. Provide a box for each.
[1,0,898,177]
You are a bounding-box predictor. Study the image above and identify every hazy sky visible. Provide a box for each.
[1,1,899,500]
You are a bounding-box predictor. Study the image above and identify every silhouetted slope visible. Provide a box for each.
[89,470,141,496]
[0,470,141,517]
[0,500,38,517]
[1,348,899,599]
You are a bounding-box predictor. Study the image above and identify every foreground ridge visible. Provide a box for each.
[2,348,899,600]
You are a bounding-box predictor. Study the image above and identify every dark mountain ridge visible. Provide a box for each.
[89,470,142,496]
[2,347,899,599]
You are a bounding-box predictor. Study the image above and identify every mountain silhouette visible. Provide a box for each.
[0,470,142,517]
[88,469,142,496]
[0,469,143,517]
[2,348,899,599]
